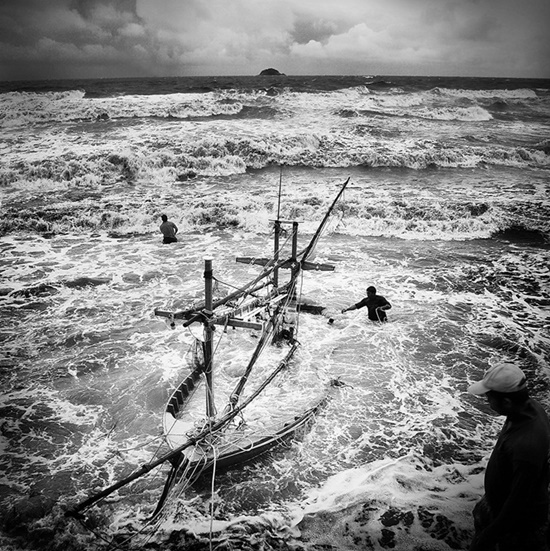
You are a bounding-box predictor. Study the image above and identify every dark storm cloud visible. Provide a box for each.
[0,0,548,80]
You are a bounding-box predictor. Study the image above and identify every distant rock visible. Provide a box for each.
[258,68,285,76]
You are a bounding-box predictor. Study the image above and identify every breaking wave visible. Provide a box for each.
[1,182,548,243]
[0,82,547,128]
[0,137,548,192]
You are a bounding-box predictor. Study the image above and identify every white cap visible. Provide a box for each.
[468,362,527,395]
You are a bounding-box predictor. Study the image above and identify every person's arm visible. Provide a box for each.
[376,297,391,314]
[342,298,366,313]
[470,463,540,550]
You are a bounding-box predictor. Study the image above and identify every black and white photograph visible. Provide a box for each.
[1,1,549,550]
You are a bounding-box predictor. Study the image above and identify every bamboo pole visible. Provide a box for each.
[203,258,215,418]
[273,220,280,288]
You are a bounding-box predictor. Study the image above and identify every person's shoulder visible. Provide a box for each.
[530,400,550,426]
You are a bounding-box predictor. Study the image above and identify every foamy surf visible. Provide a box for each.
[1,74,549,551]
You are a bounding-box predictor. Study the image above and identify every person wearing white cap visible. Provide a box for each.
[468,362,550,551]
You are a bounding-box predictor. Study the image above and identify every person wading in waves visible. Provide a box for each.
[341,286,392,322]
[159,214,178,244]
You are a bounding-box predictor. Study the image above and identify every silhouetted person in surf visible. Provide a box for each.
[341,286,391,322]
[468,362,550,551]
[160,214,178,244]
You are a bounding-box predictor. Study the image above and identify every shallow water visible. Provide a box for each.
[1,74,549,550]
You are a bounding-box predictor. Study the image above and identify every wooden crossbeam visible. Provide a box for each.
[301,260,335,272]
[236,257,334,271]
[212,318,263,331]
[154,309,263,331]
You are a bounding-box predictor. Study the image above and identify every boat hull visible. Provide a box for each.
[163,362,328,470]
[171,396,327,472]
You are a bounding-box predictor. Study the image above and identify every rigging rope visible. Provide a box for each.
[115,433,165,454]
[294,269,306,338]
[208,441,218,551]
[211,224,294,300]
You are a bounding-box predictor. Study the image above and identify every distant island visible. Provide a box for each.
[258,68,285,76]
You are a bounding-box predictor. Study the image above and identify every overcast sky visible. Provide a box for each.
[1,0,548,81]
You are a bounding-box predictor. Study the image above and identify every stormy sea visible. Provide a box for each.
[0,74,549,551]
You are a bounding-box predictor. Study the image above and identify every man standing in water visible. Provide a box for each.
[341,286,391,322]
[468,362,550,551]
[159,214,178,244]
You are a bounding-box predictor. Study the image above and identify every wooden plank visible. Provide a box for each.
[301,260,335,272]
[212,318,263,330]
[235,257,271,266]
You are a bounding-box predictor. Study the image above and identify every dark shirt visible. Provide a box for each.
[355,295,391,321]
[160,221,178,243]
[485,399,550,531]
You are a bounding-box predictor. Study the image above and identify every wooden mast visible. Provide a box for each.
[274,166,283,288]
[203,258,215,418]
[273,220,280,288]
[291,221,299,281]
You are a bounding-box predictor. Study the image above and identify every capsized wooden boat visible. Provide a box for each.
[66,177,349,521]
[151,177,350,514]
